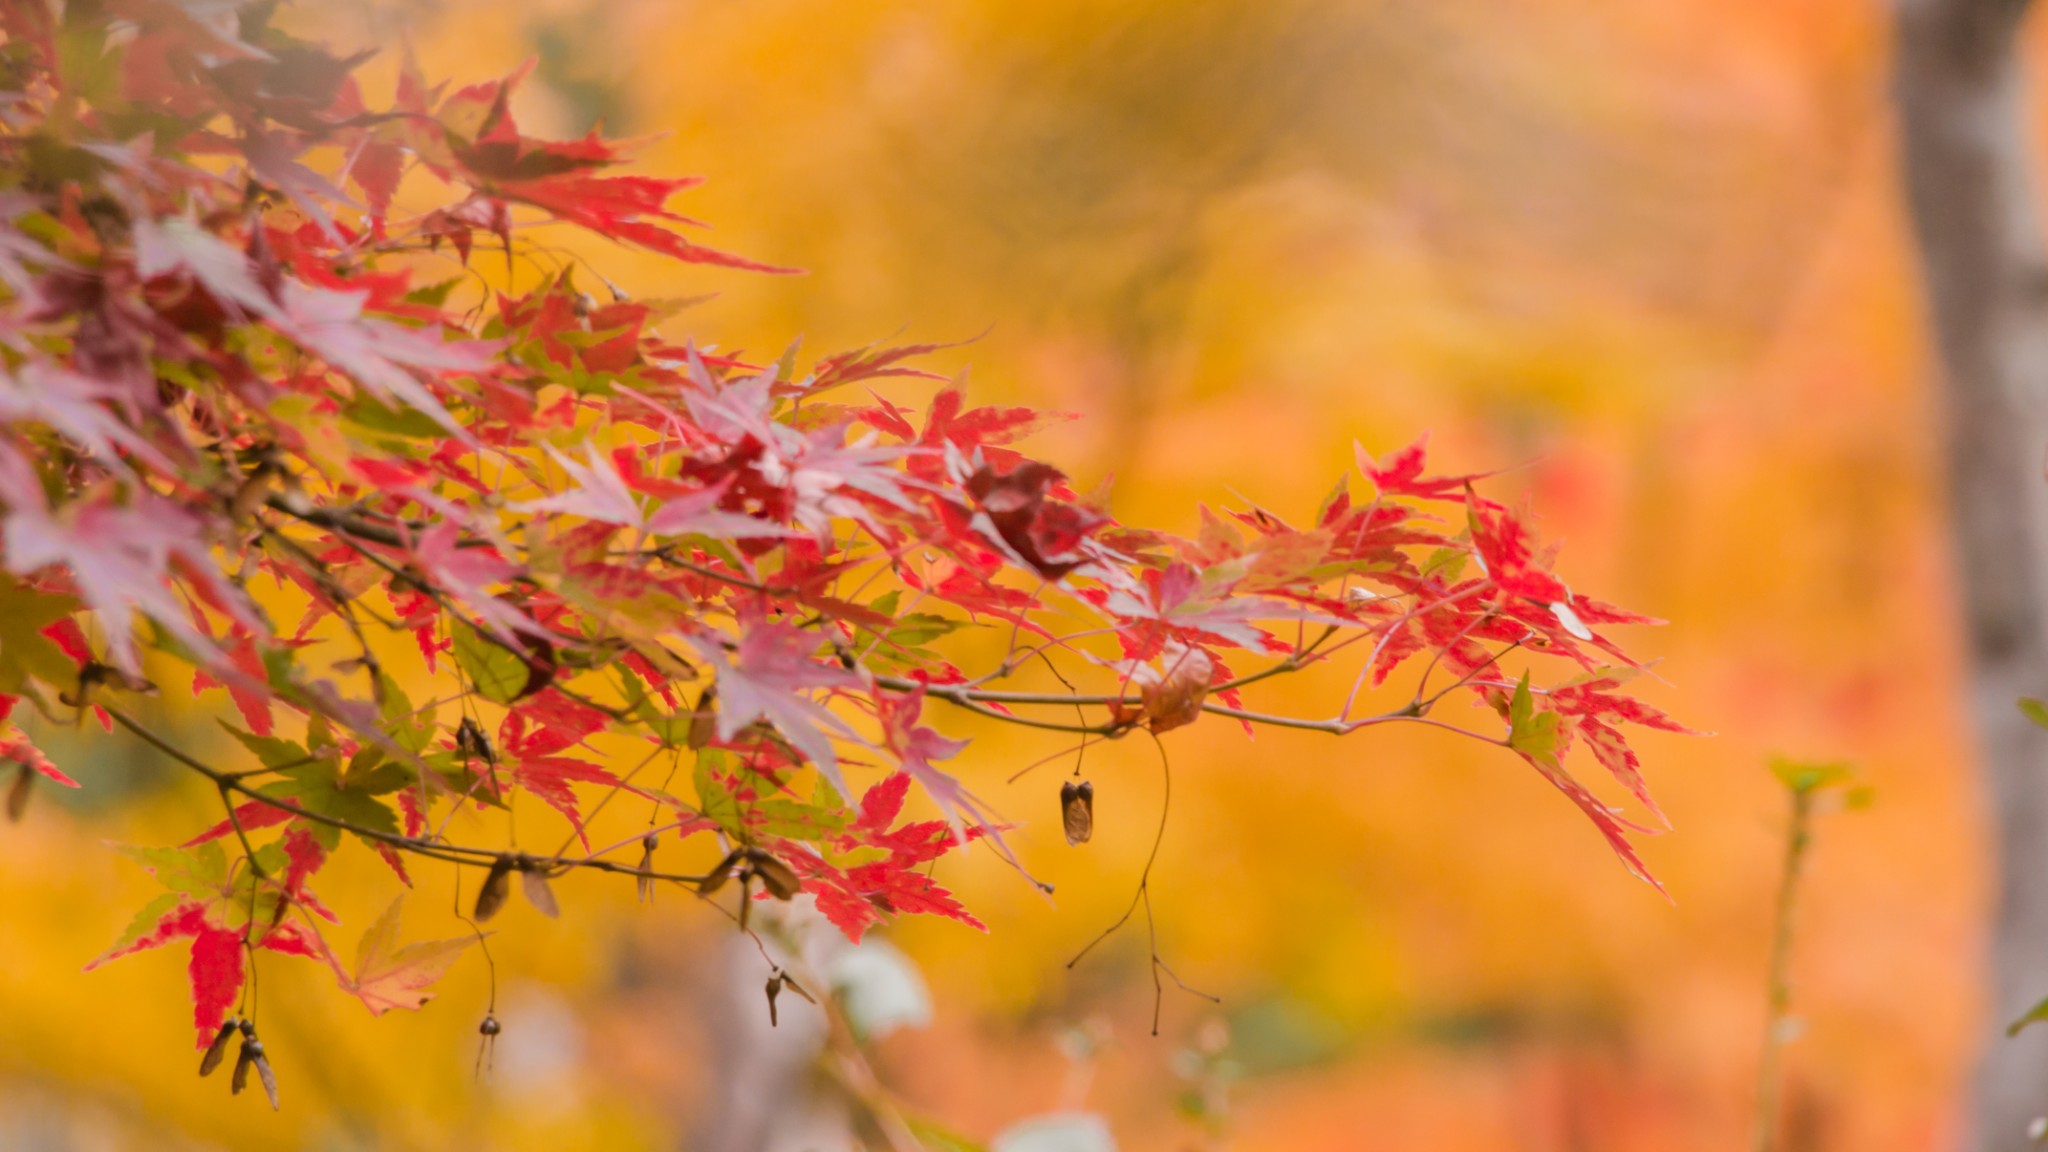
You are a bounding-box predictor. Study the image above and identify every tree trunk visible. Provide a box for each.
[1894,2,2048,1147]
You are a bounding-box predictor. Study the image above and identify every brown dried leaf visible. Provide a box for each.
[1138,642,1213,734]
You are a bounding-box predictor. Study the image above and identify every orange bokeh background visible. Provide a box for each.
[0,2,2007,1148]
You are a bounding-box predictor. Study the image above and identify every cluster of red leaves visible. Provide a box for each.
[787,771,987,944]
[0,0,1688,1051]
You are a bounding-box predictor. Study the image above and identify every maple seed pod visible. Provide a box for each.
[474,858,514,922]
[520,866,561,918]
[698,848,742,897]
[1061,780,1095,846]
[230,1037,261,1096]
[748,849,801,901]
[227,466,278,525]
[199,1018,239,1077]
[474,1012,503,1081]
[62,662,157,710]
[636,834,659,903]
[6,764,30,823]
[253,1048,279,1111]
[94,661,159,696]
[780,972,817,1006]
[766,972,783,1028]
[455,716,495,766]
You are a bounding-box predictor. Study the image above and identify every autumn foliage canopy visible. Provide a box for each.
[0,0,1690,1097]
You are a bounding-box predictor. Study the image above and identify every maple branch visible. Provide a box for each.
[880,677,1134,707]
[877,623,1335,711]
[108,706,474,868]
[1197,703,1366,734]
[935,695,1126,736]
[265,503,636,725]
[103,706,723,887]
[271,495,1447,739]
[884,666,1516,748]
[651,549,786,596]
[263,494,411,547]
[886,671,1486,741]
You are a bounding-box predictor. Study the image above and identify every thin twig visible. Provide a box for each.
[1754,786,1816,1152]
[1067,731,1218,1034]
[104,706,719,886]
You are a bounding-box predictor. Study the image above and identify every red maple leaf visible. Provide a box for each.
[883,385,1070,482]
[86,901,322,1046]
[1355,433,1500,502]
[963,461,1106,580]
[0,695,73,786]
[510,755,628,848]
[1466,493,1571,604]
[783,770,987,944]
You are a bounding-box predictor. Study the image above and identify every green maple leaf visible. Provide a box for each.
[1507,671,1563,765]
[452,622,530,705]
[693,751,744,839]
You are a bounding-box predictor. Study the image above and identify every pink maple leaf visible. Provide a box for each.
[684,615,860,798]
